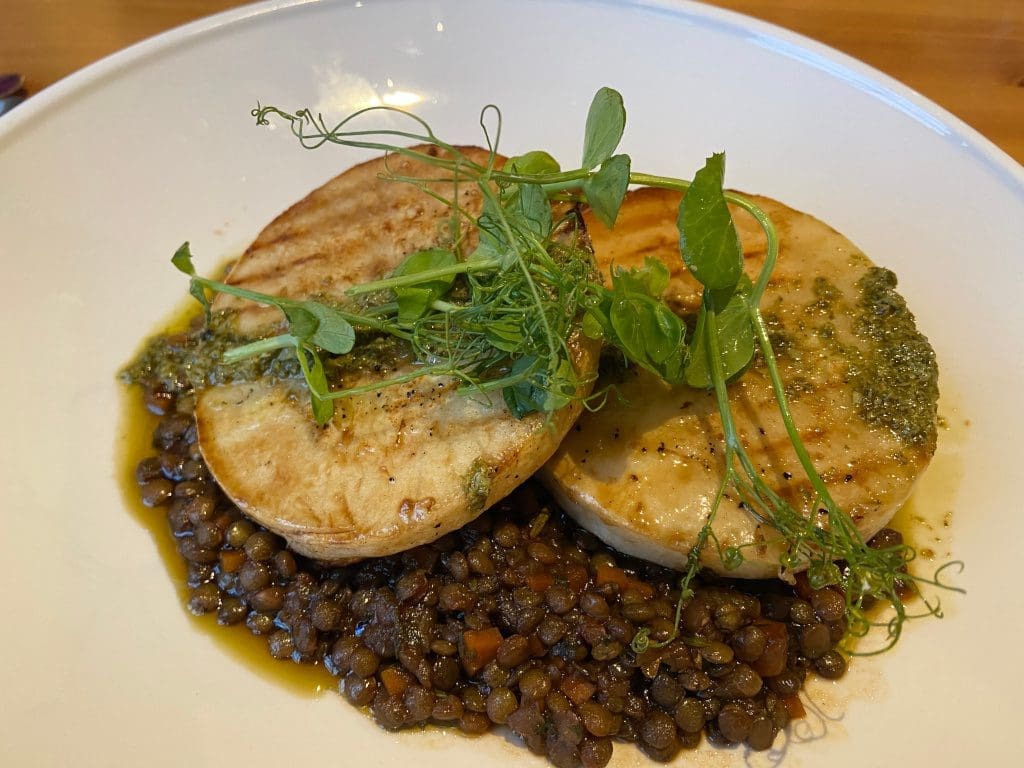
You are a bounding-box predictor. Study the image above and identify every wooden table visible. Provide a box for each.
[4,0,1022,164]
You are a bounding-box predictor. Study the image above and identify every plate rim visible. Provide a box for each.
[1,0,1021,192]
[0,1,1018,765]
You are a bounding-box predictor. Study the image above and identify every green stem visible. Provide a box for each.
[431,299,462,313]
[629,172,689,193]
[345,258,500,296]
[502,168,591,187]
[194,275,294,308]
[748,306,850,528]
[704,307,763,482]
[459,368,532,394]
[322,364,451,400]
[193,274,375,331]
[704,306,740,453]
[735,204,778,305]
[704,305,789,538]
[223,334,296,363]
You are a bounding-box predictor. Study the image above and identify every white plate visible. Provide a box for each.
[1,1,1021,766]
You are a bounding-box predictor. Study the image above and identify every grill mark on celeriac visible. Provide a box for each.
[196,146,600,563]
[542,188,936,579]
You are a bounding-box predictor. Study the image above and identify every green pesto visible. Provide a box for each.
[782,375,816,401]
[464,459,497,515]
[322,334,414,385]
[816,322,836,342]
[122,310,413,396]
[766,267,937,448]
[808,276,840,315]
[120,311,300,395]
[851,267,938,450]
[760,311,793,356]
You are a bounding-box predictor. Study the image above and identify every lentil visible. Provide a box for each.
[815,650,848,679]
[579,737,613,768]
[486,687,518,724]
[138,478,174,507]
[244,531,280,562]
[673,698,705,734]
[225,519,255,549]
[217,596,248,626]
[188,583,221,615]
[717,703,753,743]
[128,377,859,768]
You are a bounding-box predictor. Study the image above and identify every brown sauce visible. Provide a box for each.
[844,388,966,657]
[116,297,335,696]
[116,384,335,697]
[889,390,968,564]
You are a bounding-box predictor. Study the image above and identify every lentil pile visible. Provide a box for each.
[130,375,870,768]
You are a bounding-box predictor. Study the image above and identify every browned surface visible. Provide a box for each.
[542,188,936,578]
[195,147,599,562]
[3,0,1022,164]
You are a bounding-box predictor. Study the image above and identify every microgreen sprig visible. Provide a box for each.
[172,87,960,653]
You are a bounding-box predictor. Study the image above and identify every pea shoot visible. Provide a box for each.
[174,87,961,655]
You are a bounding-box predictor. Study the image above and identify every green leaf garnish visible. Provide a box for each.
[582,153,631,228]
[171,242,197,276]
[390,248,458,322]
[610,291,684,373]
[611,255,670,298]
[684,277,755,388]
[542,357,578,413]
[502,356,545,419]
[171,246,356,424]
[514,183,552,238]
[171,242,211,315]
[483,317,527,353]
[580,306,608,341]
[504,150,561,176]
[678,152,743,291]
[581,87,626,170]
[281,305,318,340]
[592,258,687,383]
[305,302,357,354]
[296,344,333,424]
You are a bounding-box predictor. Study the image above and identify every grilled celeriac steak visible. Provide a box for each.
[541,187,938,578]
[195,146,598,562]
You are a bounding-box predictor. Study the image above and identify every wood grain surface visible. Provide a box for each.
[2,0,1022,163]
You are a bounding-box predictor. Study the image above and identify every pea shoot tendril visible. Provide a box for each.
[173,87,962,655]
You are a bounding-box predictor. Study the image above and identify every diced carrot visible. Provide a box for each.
[526,572,554,593]
[564,564,589,593]
[782,694,806,720]
[750,620,789,677]
[460,627,504,675]
[594,565,655,599]
[219,549,246,573]
[380,666,411,697]
[560,675,597,706]
[594,564,630,591]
